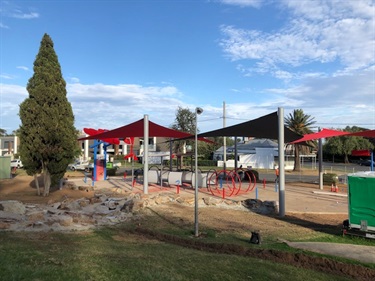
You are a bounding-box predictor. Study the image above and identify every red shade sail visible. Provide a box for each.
[83,128,120,145]
[79,118,213,143]
[292,128,375,144]
[291,128,349,144]
[348,130,375,138]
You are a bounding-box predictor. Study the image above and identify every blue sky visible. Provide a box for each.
[1,0,374,135]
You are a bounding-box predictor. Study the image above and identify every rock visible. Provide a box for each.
[0,200,26,215]
[61,200,82,211]
[94,205,114,215]
[203,197,222,206]
[78,199,90,208]
[0,222,11,229]
[0,210,23,221]
[120,200,134,213]
[154,195,171,205]
[27,211,45,222]
[51,215,74,227]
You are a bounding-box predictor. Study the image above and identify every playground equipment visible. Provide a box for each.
[207,168,257,198]
[83,128,120,184]
[146,166,257,198]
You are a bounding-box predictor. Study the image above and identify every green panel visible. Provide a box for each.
[0,156,11,179]
[348,172,375,229]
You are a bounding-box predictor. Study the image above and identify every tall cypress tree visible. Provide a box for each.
[19,33,79,196]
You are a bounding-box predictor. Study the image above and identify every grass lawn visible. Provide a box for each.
[0,228,356,281]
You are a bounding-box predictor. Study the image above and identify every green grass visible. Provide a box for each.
[0,228,356,281]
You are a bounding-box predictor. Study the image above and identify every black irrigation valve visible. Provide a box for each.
[249,231,261,244]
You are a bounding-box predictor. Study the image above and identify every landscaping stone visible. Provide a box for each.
[0,186,275,232]
[0,200,26,215]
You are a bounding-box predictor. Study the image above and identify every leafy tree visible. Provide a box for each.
[324,126,374,163]
[323,134,343,162]
[11,129,20,136]
[0,128,7,136]
[170,107,196,154]
[285,109,316,171]
[18,33,79,196]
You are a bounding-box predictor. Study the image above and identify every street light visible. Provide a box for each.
[194,107,203,237]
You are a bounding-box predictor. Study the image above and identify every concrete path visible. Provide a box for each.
[285,241,375,264]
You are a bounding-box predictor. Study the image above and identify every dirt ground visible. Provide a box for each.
[1,174,374,280]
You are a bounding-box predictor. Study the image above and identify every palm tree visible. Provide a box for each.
[285,109,316,171]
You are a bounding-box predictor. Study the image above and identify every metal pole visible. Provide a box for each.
[143,115,149,194]
[223,101,226,171]
[318,127,323,189]
[194,107,203,237]
[278,107,285,217]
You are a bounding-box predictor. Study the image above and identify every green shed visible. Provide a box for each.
[347,172,375,235]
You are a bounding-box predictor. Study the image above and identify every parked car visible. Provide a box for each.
[359,160,375,166]
[10,159,23,169]
[68,161,89,171]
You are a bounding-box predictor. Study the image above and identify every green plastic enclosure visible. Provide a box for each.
[347,171,375,233]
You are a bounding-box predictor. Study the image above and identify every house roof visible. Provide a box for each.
[215,138,278,153]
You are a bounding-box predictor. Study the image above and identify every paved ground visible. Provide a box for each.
[284,241,375,264]
[80,175,349,214]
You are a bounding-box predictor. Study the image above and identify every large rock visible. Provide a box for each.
[0,200,26,215]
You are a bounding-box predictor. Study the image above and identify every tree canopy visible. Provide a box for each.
[18,33,79,196]
[285,109,316,171]
[323,126,374,163]
[170,107,197,153]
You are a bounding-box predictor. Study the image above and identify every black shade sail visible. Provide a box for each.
[197,111,302,143]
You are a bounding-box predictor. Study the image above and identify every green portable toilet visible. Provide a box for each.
[346,171,375,238]
[0,156,11,179]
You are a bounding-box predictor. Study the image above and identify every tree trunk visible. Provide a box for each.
[34,174,40,196]
[294,144,301,171]
[43,169,51,196]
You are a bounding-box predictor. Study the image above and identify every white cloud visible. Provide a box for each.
[69,77,80,83]
[220,0,375,77]
[10,11,39,19]
[0,2,39,30]
[0,22,9,29]
[16,66,29,71]
[220,0,263,8]
[0,74,15,80]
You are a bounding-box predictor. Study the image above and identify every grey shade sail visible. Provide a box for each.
[197,111,302,143]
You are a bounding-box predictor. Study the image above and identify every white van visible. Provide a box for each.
[11,159,23,168]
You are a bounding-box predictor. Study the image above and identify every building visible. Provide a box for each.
[0,136,18,157]
[214,138,299,170]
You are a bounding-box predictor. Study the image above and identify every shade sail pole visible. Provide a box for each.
[318,127,323,190]
[143,115,149,194]
[278,107,285,217]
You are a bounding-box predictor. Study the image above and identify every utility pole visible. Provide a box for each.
[223,101,226,171]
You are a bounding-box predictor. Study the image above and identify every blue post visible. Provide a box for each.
[255,187,258,199]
